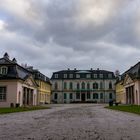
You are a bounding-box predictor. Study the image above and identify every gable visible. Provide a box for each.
[124,74,134,86]
[24,76,37,87]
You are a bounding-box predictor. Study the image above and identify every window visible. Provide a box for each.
[99,74,103,78]
[108,74,112,78]
[100,93,103,99]
[87,83,90,89]
[64,74,67,78]
[82,82,85,89]
[54,82,58,90]
[54,93,58,100]
[100,82,103,89]
[64,93,67,99]
[69,74,73,78]
[70,93,73,99]
[64,82,67,89]
[86,74,91,78]
[0,87,6,101]
[77,83,80,89]
[109,82,112,89]
[54,74,58,78]
[93,93,98,99]
[109,93,113,99]
[76,92,80,99]
[0,66,8,75]
[87,92,91,99]
[76,74,80,78]
[93,74,98,78]
[93,82,98,89]
[69,82,73,89]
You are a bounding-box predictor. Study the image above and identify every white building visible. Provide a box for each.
[51,68,116,103]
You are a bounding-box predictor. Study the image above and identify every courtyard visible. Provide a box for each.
[0,104,140,140]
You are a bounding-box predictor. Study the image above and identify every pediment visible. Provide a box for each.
[124,74,134,85]
[24,76,37,87]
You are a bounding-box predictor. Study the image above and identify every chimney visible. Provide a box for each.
[91,68,93,71]
[74,68,76,70]
[3,52,9,60]
[68,68,70,70]
[12,58,17,63]
[97,68,99,70]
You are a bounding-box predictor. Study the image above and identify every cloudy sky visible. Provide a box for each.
[0,0,140,77]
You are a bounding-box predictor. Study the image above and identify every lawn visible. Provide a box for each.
[0,106,50,114]
[106,105,140,115]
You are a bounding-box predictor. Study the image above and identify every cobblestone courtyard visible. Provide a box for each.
[0,104,140,140]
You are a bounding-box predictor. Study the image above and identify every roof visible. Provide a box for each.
[51,69,115,79]
[0,57,32,80]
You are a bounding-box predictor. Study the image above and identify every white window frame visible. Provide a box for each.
[64,74,67,78]
[0,86,6,101]
[54,74,58,78]
[0,66,8,75]
[76,74,80,78]
[86,74,91,78]
[99,74,103,78]
[93,74,97,78]
[69,74,73,78]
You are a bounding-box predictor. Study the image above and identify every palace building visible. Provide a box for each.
[116,62,140,105]
[51,68,116,103]
[0,53,51,107]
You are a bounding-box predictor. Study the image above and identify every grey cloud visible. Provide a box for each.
[0,0,140,77]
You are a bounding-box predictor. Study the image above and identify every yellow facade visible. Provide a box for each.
[36,80,51,104]
[116,80,125,104]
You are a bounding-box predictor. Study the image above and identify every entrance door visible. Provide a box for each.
[81,93,86,101]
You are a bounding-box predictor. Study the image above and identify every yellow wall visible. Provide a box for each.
[36,80,51,104]
[116,81,125,104]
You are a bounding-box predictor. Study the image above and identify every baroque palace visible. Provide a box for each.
[116,62,140,105]
[51,68,116,103]
[0,53,51,107]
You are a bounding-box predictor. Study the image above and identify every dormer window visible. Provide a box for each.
[99,74,103,78]
[93,74,98,78]
[0,66,8,75]
[76,74,80,78]
[64,74,67,78]
[54,74,58,78]
[86,74,91,78]
[108,74,112,78]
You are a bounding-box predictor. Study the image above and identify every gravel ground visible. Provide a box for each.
[0,104,140,140]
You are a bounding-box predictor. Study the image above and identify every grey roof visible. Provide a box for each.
[0,57,32,80]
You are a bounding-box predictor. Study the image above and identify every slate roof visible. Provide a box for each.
[0,57,32,80]
[51,69,116,79]
[27,68,51,85]
[121,62,140,80]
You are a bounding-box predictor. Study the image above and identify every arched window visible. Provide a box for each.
[69,82,73,89]
[93,82,98,89]
[87,83,90,89]
[82,82,85,89]
[93,93,98,99]
[100,82,103,89]
[77,83,80,89]
[64,82,67,89]
[109,93,113,99]
[54,82,58,90]
[109,82,112,89]
[100,93,103,99]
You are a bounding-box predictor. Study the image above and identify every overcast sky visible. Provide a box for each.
[0,0,140,77]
